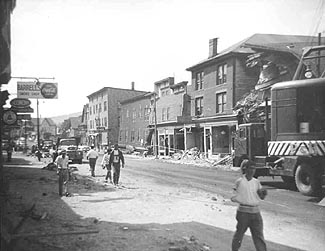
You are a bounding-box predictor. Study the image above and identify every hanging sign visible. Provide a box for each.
[17,81,58,99]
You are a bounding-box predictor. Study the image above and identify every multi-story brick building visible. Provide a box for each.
[186,33,320,157]
[118,92,152,148]
[87,83,147,151]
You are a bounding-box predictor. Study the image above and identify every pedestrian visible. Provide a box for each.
[86,145,99,177]
[101,149,112,183]
[231,159,267,251]
[35,148,42,161]
[55,150,70,196]
[109,143,125,186]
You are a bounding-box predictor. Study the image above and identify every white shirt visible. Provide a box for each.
[87,149,99,159]
[55,155,69,169]
[232,176,262,212]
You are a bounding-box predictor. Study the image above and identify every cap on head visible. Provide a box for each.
[114,143,118,149]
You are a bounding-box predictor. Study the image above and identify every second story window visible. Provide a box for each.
[217,63,227,85]
[104,101,107,111]
[195,97,203,116]
[195,71,204,90]
[89,106,92,115]
[99,103,102,113]
[216,92,227,113]
[162,108,166,121]
[167,107,170,120]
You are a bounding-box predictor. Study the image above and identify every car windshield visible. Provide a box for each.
[60,139,76,146]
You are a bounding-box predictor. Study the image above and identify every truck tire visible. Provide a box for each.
[294,163,321,196]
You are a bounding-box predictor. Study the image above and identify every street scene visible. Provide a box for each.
[1,0,325,251]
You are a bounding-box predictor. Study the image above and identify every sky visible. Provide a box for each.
[4,0,325,118]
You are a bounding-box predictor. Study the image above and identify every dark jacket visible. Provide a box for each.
[109,149,125,167]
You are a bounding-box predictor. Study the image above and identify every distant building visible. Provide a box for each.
[87,83,147,150]
[119,92,152,148]
[40,118,57,140]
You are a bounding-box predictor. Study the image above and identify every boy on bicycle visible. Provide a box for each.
[55,150,70,197]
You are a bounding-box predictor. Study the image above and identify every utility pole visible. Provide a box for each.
[154,92,158,158]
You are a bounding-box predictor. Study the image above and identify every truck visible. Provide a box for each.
[57,137,83,164]
[234,45,325,196]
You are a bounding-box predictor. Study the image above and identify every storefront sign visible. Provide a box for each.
[17,81,58,99]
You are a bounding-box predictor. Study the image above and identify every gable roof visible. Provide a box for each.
[186,33,322,71]
[42,118,56,127]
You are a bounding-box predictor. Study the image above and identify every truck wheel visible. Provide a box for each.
[294,163,321,196]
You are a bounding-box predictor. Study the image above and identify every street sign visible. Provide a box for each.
[3,110,17,125]
[17,114,31,120]
[10,98,31,108]
[17,81,58,99]
[11,106,34,113]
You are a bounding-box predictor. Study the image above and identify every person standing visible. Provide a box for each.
[231,159,267,251]
[86,145,99,177]
[109,144,125,186]
[101,149,112,183]
[55,150,70,196]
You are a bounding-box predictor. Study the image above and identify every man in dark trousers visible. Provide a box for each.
[109,144,125,186]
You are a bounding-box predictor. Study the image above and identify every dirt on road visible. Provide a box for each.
[1,153,323,251]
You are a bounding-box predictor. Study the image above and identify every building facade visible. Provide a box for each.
[186,34,320,157]
[119,92,152,148]
[87,84,147,150]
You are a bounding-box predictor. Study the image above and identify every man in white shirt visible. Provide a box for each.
[86,145,99,177]
[55,150,70,196]
[231,159,267,251]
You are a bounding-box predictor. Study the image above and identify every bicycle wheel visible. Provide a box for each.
[58,170,63,196]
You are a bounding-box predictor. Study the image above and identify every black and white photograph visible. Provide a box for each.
[1,0,325,250]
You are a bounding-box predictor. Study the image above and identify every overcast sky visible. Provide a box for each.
[4,0,325,117]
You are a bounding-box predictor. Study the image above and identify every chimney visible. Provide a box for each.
[209,38,218,58]
[131,81,135,90]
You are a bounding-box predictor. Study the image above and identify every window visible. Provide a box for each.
[125,130,128,142]
[132,108,136,122]
[104,117,107,127]
[144,105,150,121]
[104,101,107,111]
[216,92,227,113]
[195,97,203,116]
[119,130,122,142]
[99,103,102,113]
[126,109,129,118]
[95,104,98,114]
[89,106,92,115]
[195,71,204,90]
[167,107,170,120]
[217,64,227,85]
[131,130,135,142]
[162,108,166,121]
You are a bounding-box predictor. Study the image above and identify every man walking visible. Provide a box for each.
[109,144,125,186]
[86,145,99,177]
[231,159,267,251]
[101,148,112,183]
[55,150,70,196]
